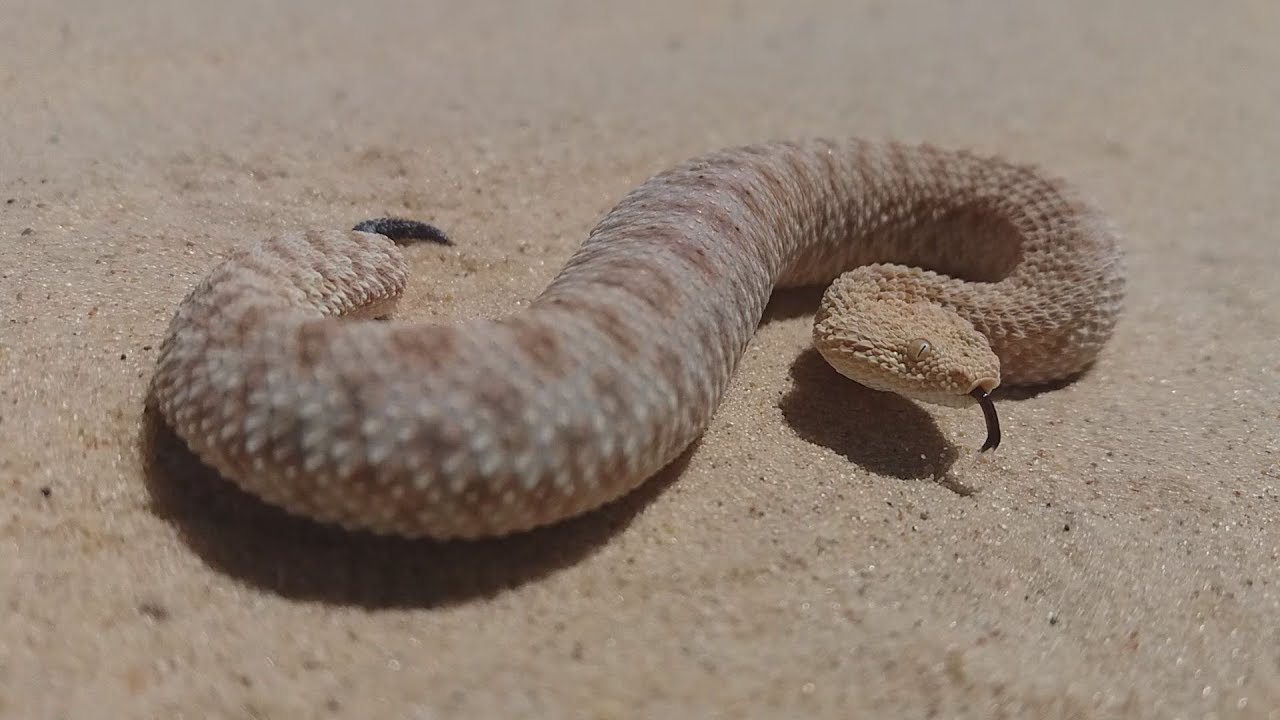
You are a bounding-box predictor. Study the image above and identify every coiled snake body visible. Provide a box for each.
[152,139,1125,539]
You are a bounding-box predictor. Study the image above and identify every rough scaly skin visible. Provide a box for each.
[151,139,1125,539]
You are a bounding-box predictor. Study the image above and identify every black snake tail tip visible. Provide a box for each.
[353,217,452,246]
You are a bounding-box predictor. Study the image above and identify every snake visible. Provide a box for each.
[150,139,1125,539]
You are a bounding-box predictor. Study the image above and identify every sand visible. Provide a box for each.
[3,1,1279,717]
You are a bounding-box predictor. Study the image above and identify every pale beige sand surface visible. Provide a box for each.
[3,1,1279,717]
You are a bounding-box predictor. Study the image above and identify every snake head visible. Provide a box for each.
[813,298,1000,406]
[812,287,1003,449]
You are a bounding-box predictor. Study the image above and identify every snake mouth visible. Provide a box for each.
[970,387,1001,451]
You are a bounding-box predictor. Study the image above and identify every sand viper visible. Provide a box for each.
[151,139,1125,539]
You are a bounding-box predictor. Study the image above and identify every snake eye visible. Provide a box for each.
[906,338,932,361]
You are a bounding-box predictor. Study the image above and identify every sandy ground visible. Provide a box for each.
[3,1,1279,717]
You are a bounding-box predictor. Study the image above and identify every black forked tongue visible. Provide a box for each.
[970,388,1001,451]
[353,217,452,245]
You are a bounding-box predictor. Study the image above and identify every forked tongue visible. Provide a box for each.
[970,388,1001,451]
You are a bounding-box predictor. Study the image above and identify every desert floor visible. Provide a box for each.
[3,2,1278,717]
